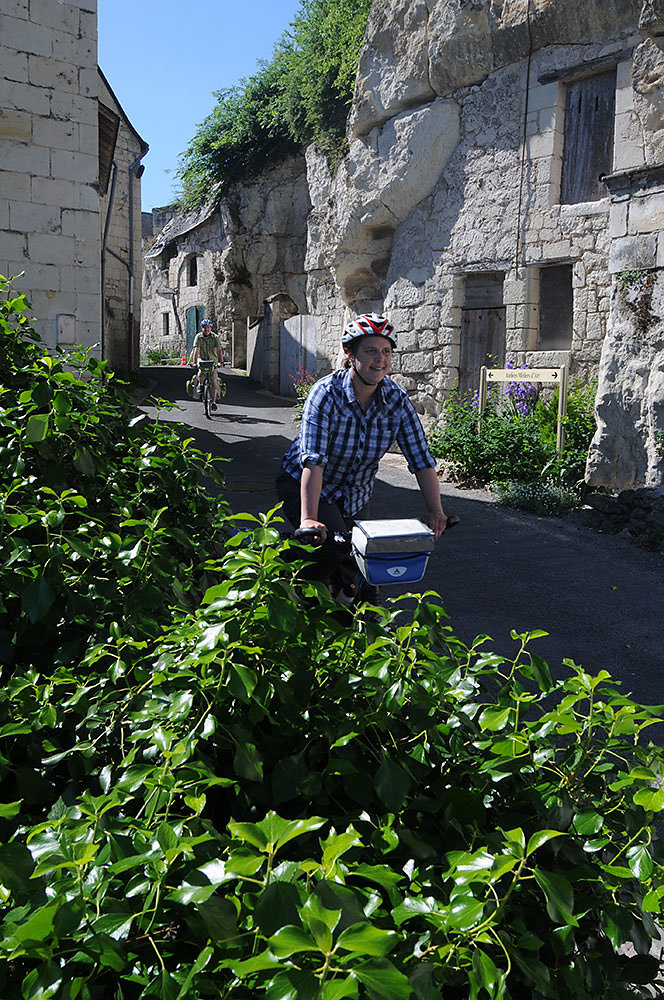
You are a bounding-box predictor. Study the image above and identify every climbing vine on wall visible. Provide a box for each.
[176,0,372,208]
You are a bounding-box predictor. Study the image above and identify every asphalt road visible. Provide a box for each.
[141,366,664,722]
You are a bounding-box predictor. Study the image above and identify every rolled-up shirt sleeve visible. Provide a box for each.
[397,397,436,473]
[298,383,330,468]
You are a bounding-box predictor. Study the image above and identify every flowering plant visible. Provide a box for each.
[504,361,538,416]
[290,365,320,423]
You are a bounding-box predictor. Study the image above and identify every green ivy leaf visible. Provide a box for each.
[633,787,664,812]
[20,961,62,1000]
[533,869,578,926]
[447,896,485,932]
[627,845,654,880]
[336,922,399,957]
[375,757,411,813]
[73,445,96,476]
[21,576,55,623]
[320,976,359,1000]
[268,924,321,957]
[0,799,22,819]
[231,951,283,977]
[526,830,565,855]
[25,413,49,443]
[478,707,512,731]
[233,741,264,783]
[255,881,303,937]
[572,812,603,836]
[353,959,413,1000]
[472,949,498,993]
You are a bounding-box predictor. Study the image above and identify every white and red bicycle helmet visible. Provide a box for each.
[341,313,397,349]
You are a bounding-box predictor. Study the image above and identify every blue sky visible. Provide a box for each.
[97,0,303,212]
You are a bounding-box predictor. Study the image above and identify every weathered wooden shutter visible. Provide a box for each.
[459,308,506,397]
[560,69,616,204]
[459,274,506,396]
[539,265,573,350]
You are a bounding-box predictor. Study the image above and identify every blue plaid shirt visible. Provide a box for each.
[281,369,435,516]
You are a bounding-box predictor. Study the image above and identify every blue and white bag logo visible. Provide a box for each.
[387,566,407,578]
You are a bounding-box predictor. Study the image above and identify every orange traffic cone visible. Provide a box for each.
[181,351,187,366]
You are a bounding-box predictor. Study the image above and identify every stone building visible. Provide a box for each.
[0,0,148,369]
[141,0,664,488]
[141,157,310,366]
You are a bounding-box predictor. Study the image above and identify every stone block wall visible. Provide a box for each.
[0,0,101,351]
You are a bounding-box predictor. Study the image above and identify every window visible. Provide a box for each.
[162,313,170,337]
[188,256,198,286]
[538,265,573,350]
[560,69,616,204]
[98,103,120,196]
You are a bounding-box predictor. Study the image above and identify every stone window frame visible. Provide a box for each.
[529,49,633,209]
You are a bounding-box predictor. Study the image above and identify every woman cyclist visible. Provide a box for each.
[276,313,448,584]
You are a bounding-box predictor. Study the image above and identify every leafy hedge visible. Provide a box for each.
[177,0,372,207]
[428,378,597,496]
[1,283,664,999]
[0,277,229,669]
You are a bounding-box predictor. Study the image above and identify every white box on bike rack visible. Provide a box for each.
[351,519,435,585]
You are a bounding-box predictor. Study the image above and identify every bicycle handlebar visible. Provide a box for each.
[294,515,459,546]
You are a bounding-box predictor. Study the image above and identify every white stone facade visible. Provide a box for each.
[0,0,147,367]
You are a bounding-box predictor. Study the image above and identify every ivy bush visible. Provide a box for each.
[1,284,664,998]
[0,276,229,670]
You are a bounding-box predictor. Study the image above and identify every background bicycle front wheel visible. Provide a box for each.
[203,380,211,419]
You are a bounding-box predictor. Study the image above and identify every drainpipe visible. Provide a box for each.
[127,154,147,370]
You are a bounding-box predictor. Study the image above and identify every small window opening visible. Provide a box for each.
[162,313,170,338]
[538,265,573,350]
[188,257,198,286]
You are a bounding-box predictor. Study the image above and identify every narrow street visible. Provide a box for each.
[142,365,664,722]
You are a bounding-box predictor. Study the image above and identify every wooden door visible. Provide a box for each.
[561,69,616,204]
[458,308,506,398]
[280,315,319,396]
[185,305,205,354]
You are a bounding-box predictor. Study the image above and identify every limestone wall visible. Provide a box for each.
[0,0,101,351]
[140,0,664,487]
[303,0,645,419]
[141,157,311,361]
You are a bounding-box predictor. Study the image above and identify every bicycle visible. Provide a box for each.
[192,360,225,420]
[293,514,460,610]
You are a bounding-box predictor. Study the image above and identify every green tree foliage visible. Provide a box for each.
[1,283,664,998]
[177,0,372,207]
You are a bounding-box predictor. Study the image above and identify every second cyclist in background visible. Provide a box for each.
[192,319,224,410]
